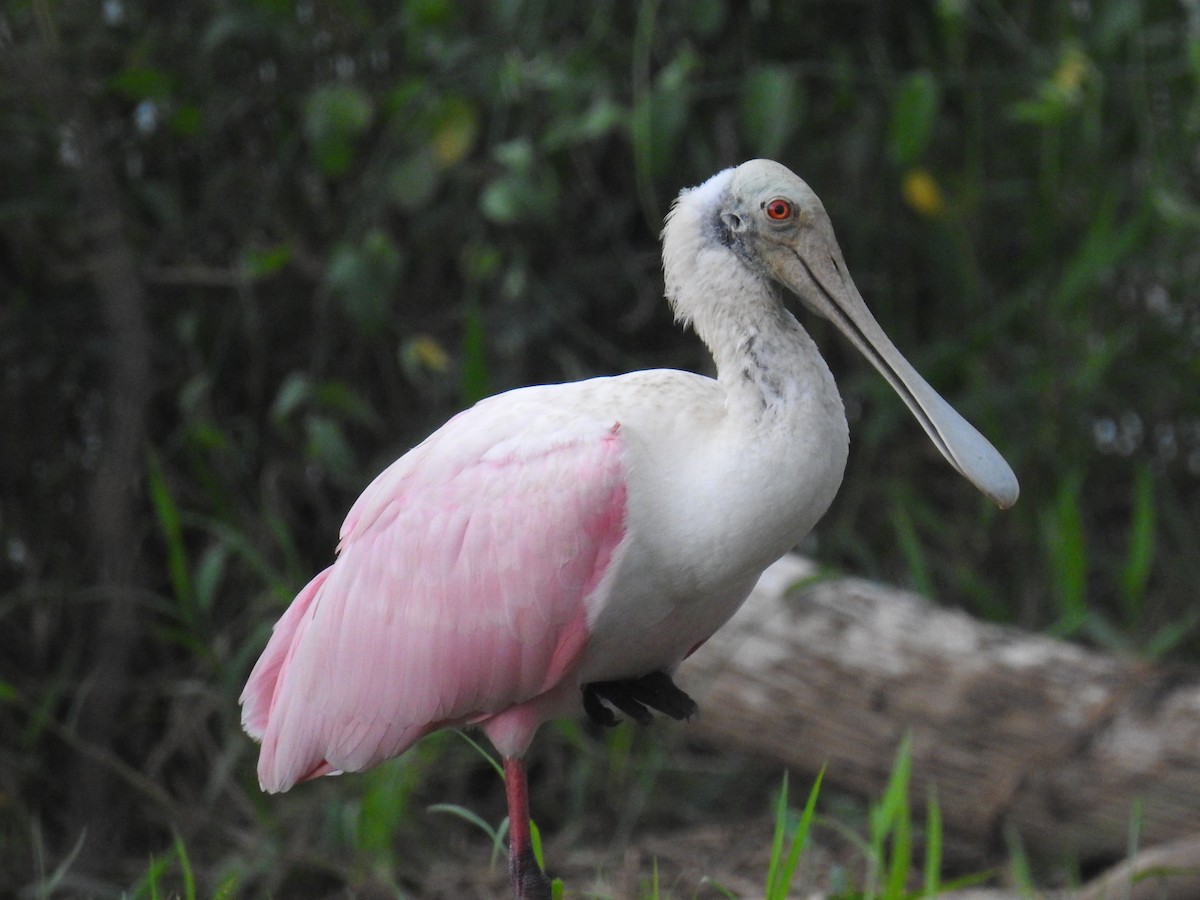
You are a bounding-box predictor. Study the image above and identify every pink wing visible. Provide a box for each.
[240,402,627,792]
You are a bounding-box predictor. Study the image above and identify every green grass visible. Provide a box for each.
[127,835,199,900]
[764,768,824,900]
[111,728,1166,899]
[407,735,975,899]
[98,716,1177,900]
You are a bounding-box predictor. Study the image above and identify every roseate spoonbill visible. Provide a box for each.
[241,159,1018,899]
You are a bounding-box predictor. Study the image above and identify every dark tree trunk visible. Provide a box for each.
[21,19,154,868]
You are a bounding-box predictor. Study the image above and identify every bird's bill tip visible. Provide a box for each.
[959,454,1020,509]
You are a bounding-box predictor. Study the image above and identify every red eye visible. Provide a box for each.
[765,198,792,220]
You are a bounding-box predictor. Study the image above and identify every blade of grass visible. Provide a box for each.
[452,728,505,780]
[923,785,942,898]
[32,822,87,900]
[1145,609,1200,660]
[698,876,739,899]
[530,818,545,869]
[460,301,491,406]
[606,718,636,790]
[427,802,507,865]
[190,516,291,600]
[211,873,241,900]
[147,451,194,625]
[884,790,912,899]
[867,734,913,900]
[1003,820,1036,896]
[1126,796,1144,880]
[173,832,196,900]
[192,541,228,614]
[765,770,790,898]
[768,768,825,900]
[1044,470,1089,635]
[128,852,173,900]
[888,496,934,598]
[1120,464,1156,624]
[647,856,659,899]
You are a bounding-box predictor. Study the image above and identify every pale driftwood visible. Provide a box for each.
[939,834,1200,899]
[1074,833,1200,899]
[679,555,1200,869]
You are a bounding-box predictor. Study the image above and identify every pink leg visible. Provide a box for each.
[504,756,552,900]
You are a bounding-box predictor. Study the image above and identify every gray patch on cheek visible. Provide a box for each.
[709,209,737,250]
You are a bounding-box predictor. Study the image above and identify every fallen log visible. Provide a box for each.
[680,555,1200,870]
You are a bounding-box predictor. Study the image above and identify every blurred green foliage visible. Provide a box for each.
[1,0,1198,895]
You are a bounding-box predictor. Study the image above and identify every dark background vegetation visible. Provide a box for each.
[2,0,1198,895]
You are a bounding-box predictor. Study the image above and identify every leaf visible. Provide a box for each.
[1153,188,1200,230]
[325,230,404,334]
[388,152,441,212]
[407,0,455,27]
[1051,192,1147,313]
[110,67,175,101]
[303,84,375,176]
[459,242,503,283]
[313,380,378,426]
[480,170,558,224]
[683,0,726,37]
[193,543,228,613]
[271,372,311,424]
[741,65,804,159]
[494,138,534,171]
[429,96,479,168]
[1009,44,1094,127]
[631,51,697,178]
[305,414,357,480]
[543,97,624,149]
[242,243,293,278]
[1094,3,1140,54]
[202,9,283,50]
[480,177,524,223]
[888,70,941,165]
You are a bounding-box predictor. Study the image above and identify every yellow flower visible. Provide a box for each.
[902,169,946,218]
[430,100,479,168]
[408,335,451,373]
[1052,47,1090,98]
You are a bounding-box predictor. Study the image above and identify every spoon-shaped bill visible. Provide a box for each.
[795,251,1019,509]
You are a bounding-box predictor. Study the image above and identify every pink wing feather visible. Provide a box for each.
[240,403,627,792]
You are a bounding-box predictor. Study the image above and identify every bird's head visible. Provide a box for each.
[664,159,1019,509]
